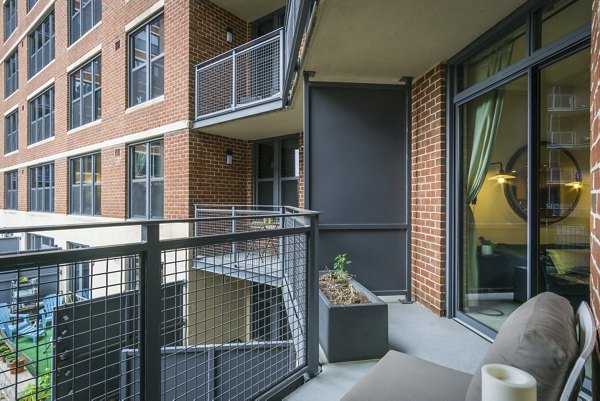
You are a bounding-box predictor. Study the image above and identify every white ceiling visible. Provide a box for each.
[209,0,285,21]
[304,0,527,83]
[200,0,527,137]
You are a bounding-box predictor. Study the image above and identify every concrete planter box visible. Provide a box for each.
[319,275,388,363]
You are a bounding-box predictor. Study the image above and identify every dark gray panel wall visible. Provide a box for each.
[307,83,409,294]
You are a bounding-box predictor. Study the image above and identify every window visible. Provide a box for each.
[5,171,18,210]
[5,51,18,98]
[28,0,39,12]
[29,164,54,212]
[4,0,17,41]
[70,57,101,129]
[129,14,164,107]
[67,242,91,299]
[70,0,102,44]
[26,233,55,250]
[255,136,300,207]
[70,154,101,215]
[29,87,54,144]
[129,139,163,218]
[5,111,18,154]
[29,12,55,78]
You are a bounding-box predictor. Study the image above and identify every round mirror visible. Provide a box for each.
[503,142,582,224]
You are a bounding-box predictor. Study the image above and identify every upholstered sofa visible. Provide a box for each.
[342,292,593,401]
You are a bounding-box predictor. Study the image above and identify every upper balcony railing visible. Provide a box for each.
[0,206,319,401]
[194,0,314,125]
[195,29,284,121]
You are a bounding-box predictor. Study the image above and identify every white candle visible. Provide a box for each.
[481,364,536,401]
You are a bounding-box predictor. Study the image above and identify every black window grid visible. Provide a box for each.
[28,87,55,145]
[29,163,54,213]
[70,153,101,216]
[69,57,101,129]
[4,50,18,98]
[128,14,164,107]
[4,110,18,154]
[5,171,18,210]
[28,12,55,78]
[69,0,102,44]
[3,0,17,41]
[128,139,164,219]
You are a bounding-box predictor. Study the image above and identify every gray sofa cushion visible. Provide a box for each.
[465,292,579,401]
[342,351,472,401]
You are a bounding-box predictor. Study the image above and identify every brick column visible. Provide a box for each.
[411,64,447,316]
[590,0,600,397]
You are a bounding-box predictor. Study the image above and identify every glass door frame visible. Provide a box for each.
[253,134,300,207]
[446,0,591,339]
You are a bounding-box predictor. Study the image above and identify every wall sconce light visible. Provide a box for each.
[565,171,583,190]
[226,149,233,165]
[226,28,234,43]
[488,162,516,184]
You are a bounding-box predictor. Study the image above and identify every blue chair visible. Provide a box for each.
[0,303,29,339]
[39,294,65,328]
[19,322,46,345]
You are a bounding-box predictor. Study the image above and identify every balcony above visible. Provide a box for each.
[194,29,285,128]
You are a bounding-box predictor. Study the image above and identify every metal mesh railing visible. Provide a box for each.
[195,30,283,120]
[0,207,318,400]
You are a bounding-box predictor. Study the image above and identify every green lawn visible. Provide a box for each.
[11,328,53,375]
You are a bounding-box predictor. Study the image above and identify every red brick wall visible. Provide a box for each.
[590,0,600,397]
[0,0,253,219]
[411,64,447,316]
[188,131,253,212]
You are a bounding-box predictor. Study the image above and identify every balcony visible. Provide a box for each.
[0,206,319,400]
[195,29,285,127]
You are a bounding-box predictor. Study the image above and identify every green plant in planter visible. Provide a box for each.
[331,253,352,282]
[18,370,51,401]
[0,348,12,362]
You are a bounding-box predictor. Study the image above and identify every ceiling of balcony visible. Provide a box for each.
[210,0,285,21]
[304,0,527,84]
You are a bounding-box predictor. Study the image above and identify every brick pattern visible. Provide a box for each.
[590,0,600,397]
[0,0,253,219]
[411,64,447,316]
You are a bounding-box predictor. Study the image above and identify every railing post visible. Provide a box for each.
[232,50,237,110]
[232,206,238,265]
[140,223,162,401]
[307,213,320,377]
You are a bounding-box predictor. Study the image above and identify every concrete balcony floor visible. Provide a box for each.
[285,298,491,401]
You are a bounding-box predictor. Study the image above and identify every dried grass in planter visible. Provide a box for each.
[319,272,370,306]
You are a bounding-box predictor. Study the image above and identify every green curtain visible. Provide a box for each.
[463,43,513,309]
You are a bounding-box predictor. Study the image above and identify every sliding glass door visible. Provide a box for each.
[451,0,592,335]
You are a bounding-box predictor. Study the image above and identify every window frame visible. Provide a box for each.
[4,0,18,42]
[128,13,164,107]
[4,50,18,98]
[128,139,164,219]
[28,86,55,145]
[29,163,54,213]
[69,153,101,216]
[66,242,91,298]
[69,0,102,45]
[5,171,18,210]
[28,11,55,78]
[5,110,18,154]
[69,57,101,129]
[26,233,55,250]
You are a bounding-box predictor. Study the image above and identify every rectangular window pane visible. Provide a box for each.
[540,0,592,49]
[459,24,526,91]
[70,57,101,129]
[29,163,54,212]
[5,111,18,154]
[29,12,55,77]
[129,14,164,107]
[459,76,528,331]
[150,181,164,218]
[29,87,54,144]
[70,0,100,44]
[70,154,100,215]
[5,51,18,98]
[280,138,299,178]
[5,171,18,210]
[129,140,163,218]
[4,0,18,41]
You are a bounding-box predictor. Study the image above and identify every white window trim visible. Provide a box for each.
[125,95,164,114]
[67,20,102,50]
[67,45,102,72]
[125,0,164,32]
[67,119,102,135]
